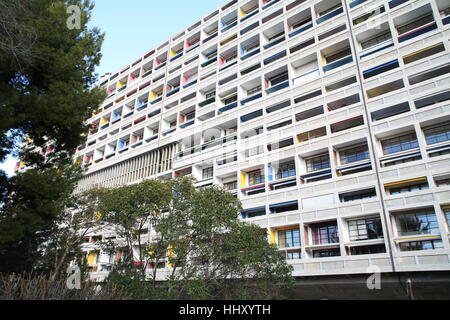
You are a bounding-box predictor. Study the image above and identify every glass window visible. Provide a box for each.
[286,250,301,260]
[276,161,296,179]
[269,72,289,86]
[202,167,213,179]
[223,181,237,191]
[350,244,386,255]
[312,248,340,258]
[306,154,330,173]
[311,223,339,245]
[395,208,440,236]
[348,217,383,241]
[444,207,450,229]
[399,240,443,252]
[423,123,450,145]
[381,132,418,155]
[248,170,264,186]
[278,228,300,248]
[205,90,216,99]
[389,182,429,195]
[247,85,262,96]
[339,145,370,165]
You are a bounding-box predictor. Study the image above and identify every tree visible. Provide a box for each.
[96,177,294,300]
[0,0,105,175]
[0,0,104,274]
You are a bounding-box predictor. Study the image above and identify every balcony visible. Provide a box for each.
[292,69,319,87]
[398,22,437,43]
[150,96,163,105]
[262,0,280,10]
[240,9,259,23]
[323,55,353,73]
[221,21,238,33]
[199,97,216,108]
[169,52,183,62]
[263,50,287,66]
[174,133,237,160]
[316,6,343,24]
[389,0,409,9]
[166,87,180,97]
[349,0,367,8]
[162,128,176,136]
[241,92,262,106]
[265,80,289,95]
[241,48,260,60]
[179,119,195,129]
[360,39,394,59]
[201,56,217,68]
[263,35,285,50]
[218,101,238,113]
[288,22,313,38]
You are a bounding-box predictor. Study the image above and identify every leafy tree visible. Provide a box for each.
[96,177,294,300]
[0,0,104,274]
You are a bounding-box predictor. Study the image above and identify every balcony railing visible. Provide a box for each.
[166,87,180,97]
[265,80,289,94]
[241,48,260,60]
[183,79,197,89]
[388,0,409,9]
[263,35,285,50]
[292,68,320,87]
[150,96,162,105]
[162,128,176,136]
[201,56,217,68]
[145,135,158,143]
[175,133,237,159]
[263,49,286,65]
[199,97,216,107]
[316,7,343,24]
[218,101,238,113]
[398,22,437,43]
[241,92,262,106]
[240,9,259,23]
[262,0,280,10]
[350,0,367,8]
[221,21,238,33]
[169,52,183,62]
[323,55,353,72]
[202,32,218,44]
[179,119,195,129]
[288,22,313,38]
[360,39,394,59]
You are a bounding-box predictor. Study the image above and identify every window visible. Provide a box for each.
[202,167,213,179]
[268,31,284,42]
[269,72,289,86]
[205,90,216,99]
[306,154,330,173]
[395,208,440,236]
[399,240,443,252]
[397,13,434,35]
[348,217,383,241]
[224,95,237,105]
[381,132,418,155]
[223,181,237,191]
[340,188,377,202]
[389,182,429,195]
[185,112,196,121]
[423,123,450,145]
[297,127,326,143]
[339,145,370,164]
[325,48,352,64]
[350,244,386,255]
[435,178,450,187]
[361,31,391,50]
[311,223,339,245]
[312,248,340,258]
[247,85,262,95]
[169,121,177,128]
[287,250,301,260]
[278,228,300,248]
[276,161,296,179]
[248,170,264,186]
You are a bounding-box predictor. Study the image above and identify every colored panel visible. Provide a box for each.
[87,252,95,265]
[240,172,247,188]
[269,230,276,244]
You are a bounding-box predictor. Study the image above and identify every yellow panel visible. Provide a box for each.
[402,42,443,59]
[116,81,123,89]
[269,230,276,244]
[150,91,156,100]
[239,9,245,17]
[384,177,427,187]
[99,118,108,126]
[87,252,95,265]
[275,225,299,231]
[240,172,247,188]
[169,50,175,58]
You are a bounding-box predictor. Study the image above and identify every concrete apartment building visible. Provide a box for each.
[73,0,450,296]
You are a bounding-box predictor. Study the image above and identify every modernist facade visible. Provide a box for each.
[74,0,450,280]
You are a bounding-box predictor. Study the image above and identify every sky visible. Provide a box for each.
[0,0,226,177]
[89,0,227,77]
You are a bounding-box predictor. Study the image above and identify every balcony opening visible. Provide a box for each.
[330,116,364,134]
[325,76,357,93]
[437,0,450,25]
[291,53,319,88]
[182,67,198,89]
[379,131,422,167]
[201,45,217,68]
[321,40,353,73]
[414,89,450,109]
[179,106,196,129]
[240,21,260,36]
[269,201,299,214]
[393,207,440,242]
[136,93,149,112]
[130,129,144,149]
[241,206,266,219]
[287,8,312,38]
[219,46,238,71]
[403,42,445,65]
[150,85,164,104]
[276,227,301,256]
[262,8,283,24]
[262,22,285,50]
[118,135,130,153]
[363,59,400,79]
[241,62,261,76]
[297,127,326,143]
[290,37,315,55]
[240,35,260,60]
[264,66,289,95]
[267,137,294,152]
[144,123,159,143]
[154,52,168,71]
[241,126,263,139]
[268,158,297,190]
[327,94,360,111]
[366,79,404,98]
[335,142,372,176]
[218,88,238,113]
[241,167,266,196]
[240,0,259,23]
[169,41,184,62]
[199,84,216,108]
[240,77,262,106]
[221,10,238,33]
[385,177,429,195]
[315,0,343,24]
[408,64,450,86]
[371,102,410,122]
[294,88,322,104]
[295,106,324,122]
[185,32,200,53]
[339,188,377,203]
[267,117,292,132]
[353,5,385,26]
[300,153,332,183]
[202,21,218,45]
[394,4,436,43]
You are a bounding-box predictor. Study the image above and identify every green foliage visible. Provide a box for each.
[96,177,294,300]
[0,0,105,168]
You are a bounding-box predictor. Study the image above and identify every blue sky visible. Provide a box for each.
[0,0,226,177]
[90,0,226,77]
